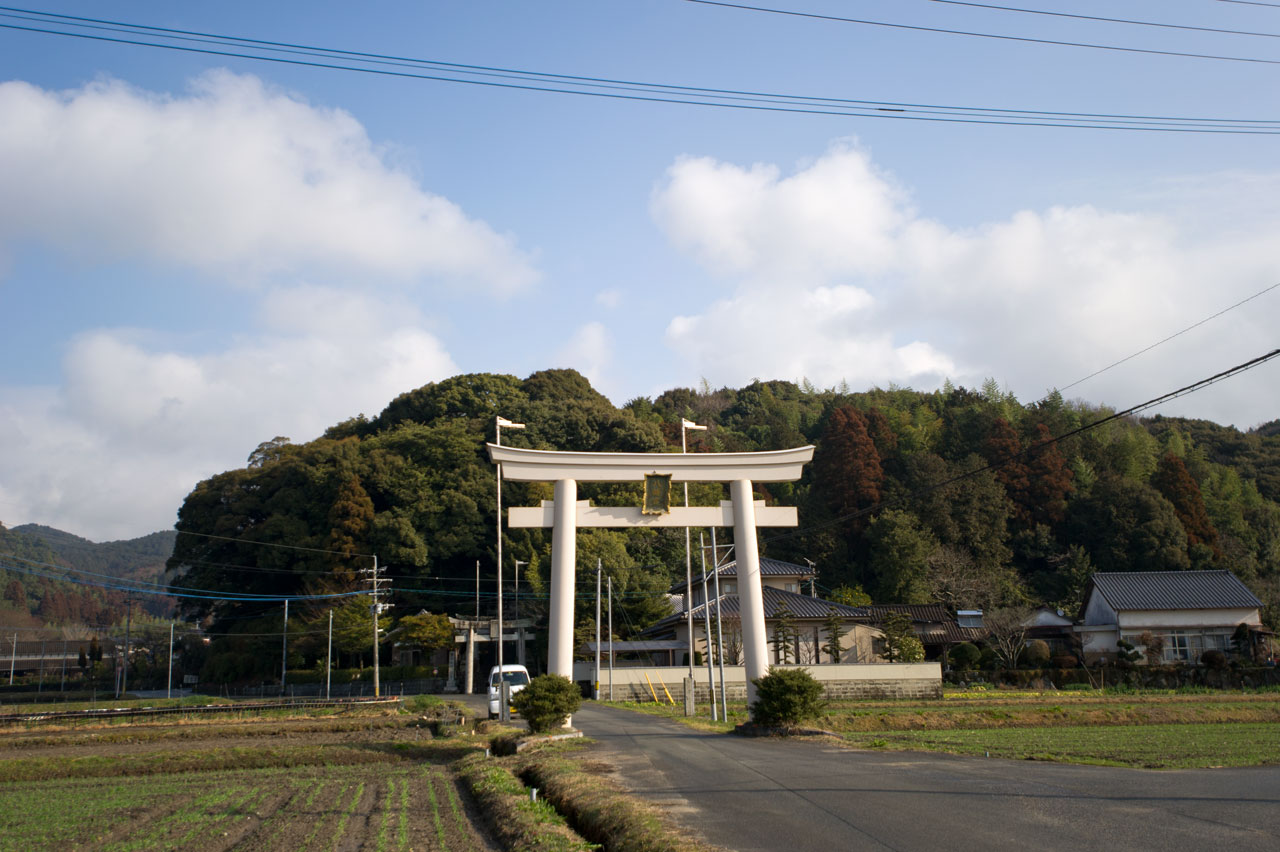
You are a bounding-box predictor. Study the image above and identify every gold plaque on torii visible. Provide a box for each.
[641,473,672,515]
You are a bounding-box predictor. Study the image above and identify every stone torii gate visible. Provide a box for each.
[486,444,814,706]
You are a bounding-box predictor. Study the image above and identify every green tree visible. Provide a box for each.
[879,611,924,662]
[395,612,453,655]
[821,608,844,663]
[750,667,825,726]
[827,584,872,607]
[329,598,376,667]
[771,601,799,664]
[1066,477,1190,573]
[866,510,937,604]
[511,674,581,732]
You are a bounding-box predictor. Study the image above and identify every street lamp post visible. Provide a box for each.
[496,416,525,722]
[681,418,707,713]
[513,560,527,619]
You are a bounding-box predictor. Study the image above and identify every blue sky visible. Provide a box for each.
[2,1,1279,540]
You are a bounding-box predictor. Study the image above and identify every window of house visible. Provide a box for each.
[785,582,799,593]
[723,582,736,594]
[1164,632,1189,662]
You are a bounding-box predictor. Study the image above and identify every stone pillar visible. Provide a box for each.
[731,479,768,709]
[548,478,578,680]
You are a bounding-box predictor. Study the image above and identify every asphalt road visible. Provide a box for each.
[571,703,1280,852]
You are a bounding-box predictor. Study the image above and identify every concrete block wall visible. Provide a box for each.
[577,662,942,702]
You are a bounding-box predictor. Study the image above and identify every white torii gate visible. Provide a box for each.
[486,443,814,707]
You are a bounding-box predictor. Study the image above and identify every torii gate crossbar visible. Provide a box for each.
[486,444,814,709]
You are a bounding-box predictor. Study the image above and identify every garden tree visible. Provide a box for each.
[750,667,825,727]
[1137,630,1165,665]
[821,608,844,663]
[879,611,924,662]
[827,584,872,607]
[510,674,582,732]
[77,647,87,670]
[1115,637,1142,665]
[949,641,981,671]
[924,546,1017,612]
[328,598,376,667]
[394,612,453,655]
[1150,453,1220,566]
[812,407,883,535]
[771,601,799,664]
[865,510,938,604]
[1065,476,1190,573]
[984,606,1034,668]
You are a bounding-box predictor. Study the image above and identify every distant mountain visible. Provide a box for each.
[5,524,175,620]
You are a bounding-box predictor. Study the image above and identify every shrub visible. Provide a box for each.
[949,642,981,671]
[978,647,999,670]
[512,674,582,732]
[1200,650,1228,670]
[1023,640,1051,668]
[1051,654,1078,669]
[750,667,825,727]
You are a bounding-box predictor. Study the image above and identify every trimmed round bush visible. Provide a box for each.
[1200,650,1228,670]
[949,642,981,672]
[511,674,582,732]
[750,667,825,727]
[1051,654,1078,670]
[1024,640,1051,668]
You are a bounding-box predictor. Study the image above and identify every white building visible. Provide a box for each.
[1077,570,1263,664]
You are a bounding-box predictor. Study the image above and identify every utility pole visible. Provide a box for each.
[595,559,602,700]
[495,415,525,693]
[363,556,389,698]
[475,559,480,620]
[681,418,707,716]
[513,560,527,620]
[711,528,730,713]
[167,622,174,700]
[281,599,289,696]
[120,598,132,698]
[607,575,614,701]
[8,633,15,685]
[326,609,333,699]
[700,533,717,721]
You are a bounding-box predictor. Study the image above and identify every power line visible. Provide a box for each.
[174,529,371,560]
[1041,280,1280,401]
[766,347,1280,544]
[922,0,1280,39]
[682,0,1280,66]
[1217,0,1280,8]
[0,13,1277,133]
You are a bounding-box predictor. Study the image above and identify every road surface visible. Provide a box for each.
[572,702,1280,852]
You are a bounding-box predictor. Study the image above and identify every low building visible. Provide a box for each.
[648,557,881,665]
[1077,570,1263,665]
[862,604,988,661]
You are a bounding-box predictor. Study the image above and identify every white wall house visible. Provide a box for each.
[650,557,882,665]
[1077,570,1263,664]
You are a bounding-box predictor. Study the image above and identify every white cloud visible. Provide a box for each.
[553,321,614,394]
[653,143,1280,425]
[0,71,536,292]
[0,288,457,540]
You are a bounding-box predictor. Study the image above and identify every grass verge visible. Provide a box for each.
[517,752,727,852]
[456,752,593,852]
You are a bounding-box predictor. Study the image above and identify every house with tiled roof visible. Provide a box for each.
[648,558,883,665]
[861,604,988,661]
[1077,570,1264,665]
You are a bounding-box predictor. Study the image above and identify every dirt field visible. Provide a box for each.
[0,707,501,851]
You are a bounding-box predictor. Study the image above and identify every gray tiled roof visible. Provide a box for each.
[668,557,813,594]
[1089,570,1261,611]
[645,587,868,636]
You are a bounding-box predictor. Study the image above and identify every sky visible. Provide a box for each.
[1,0,1278,542]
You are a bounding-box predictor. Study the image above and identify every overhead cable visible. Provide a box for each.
[0,11,1277,133]
[682,0,1280,66]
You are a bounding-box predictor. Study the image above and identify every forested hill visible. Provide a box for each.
[165,369,1280,637]
[0,523,172,626]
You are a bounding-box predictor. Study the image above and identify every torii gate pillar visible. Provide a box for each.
[489,444,814,711]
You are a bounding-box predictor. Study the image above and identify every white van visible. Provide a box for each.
[487,664,531,719]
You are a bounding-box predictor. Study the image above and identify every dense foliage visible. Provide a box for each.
[511,673,582,732]
[153,369,1280,680]
[750,666,826,727]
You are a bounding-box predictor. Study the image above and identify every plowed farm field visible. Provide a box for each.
[0,705,500,851]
